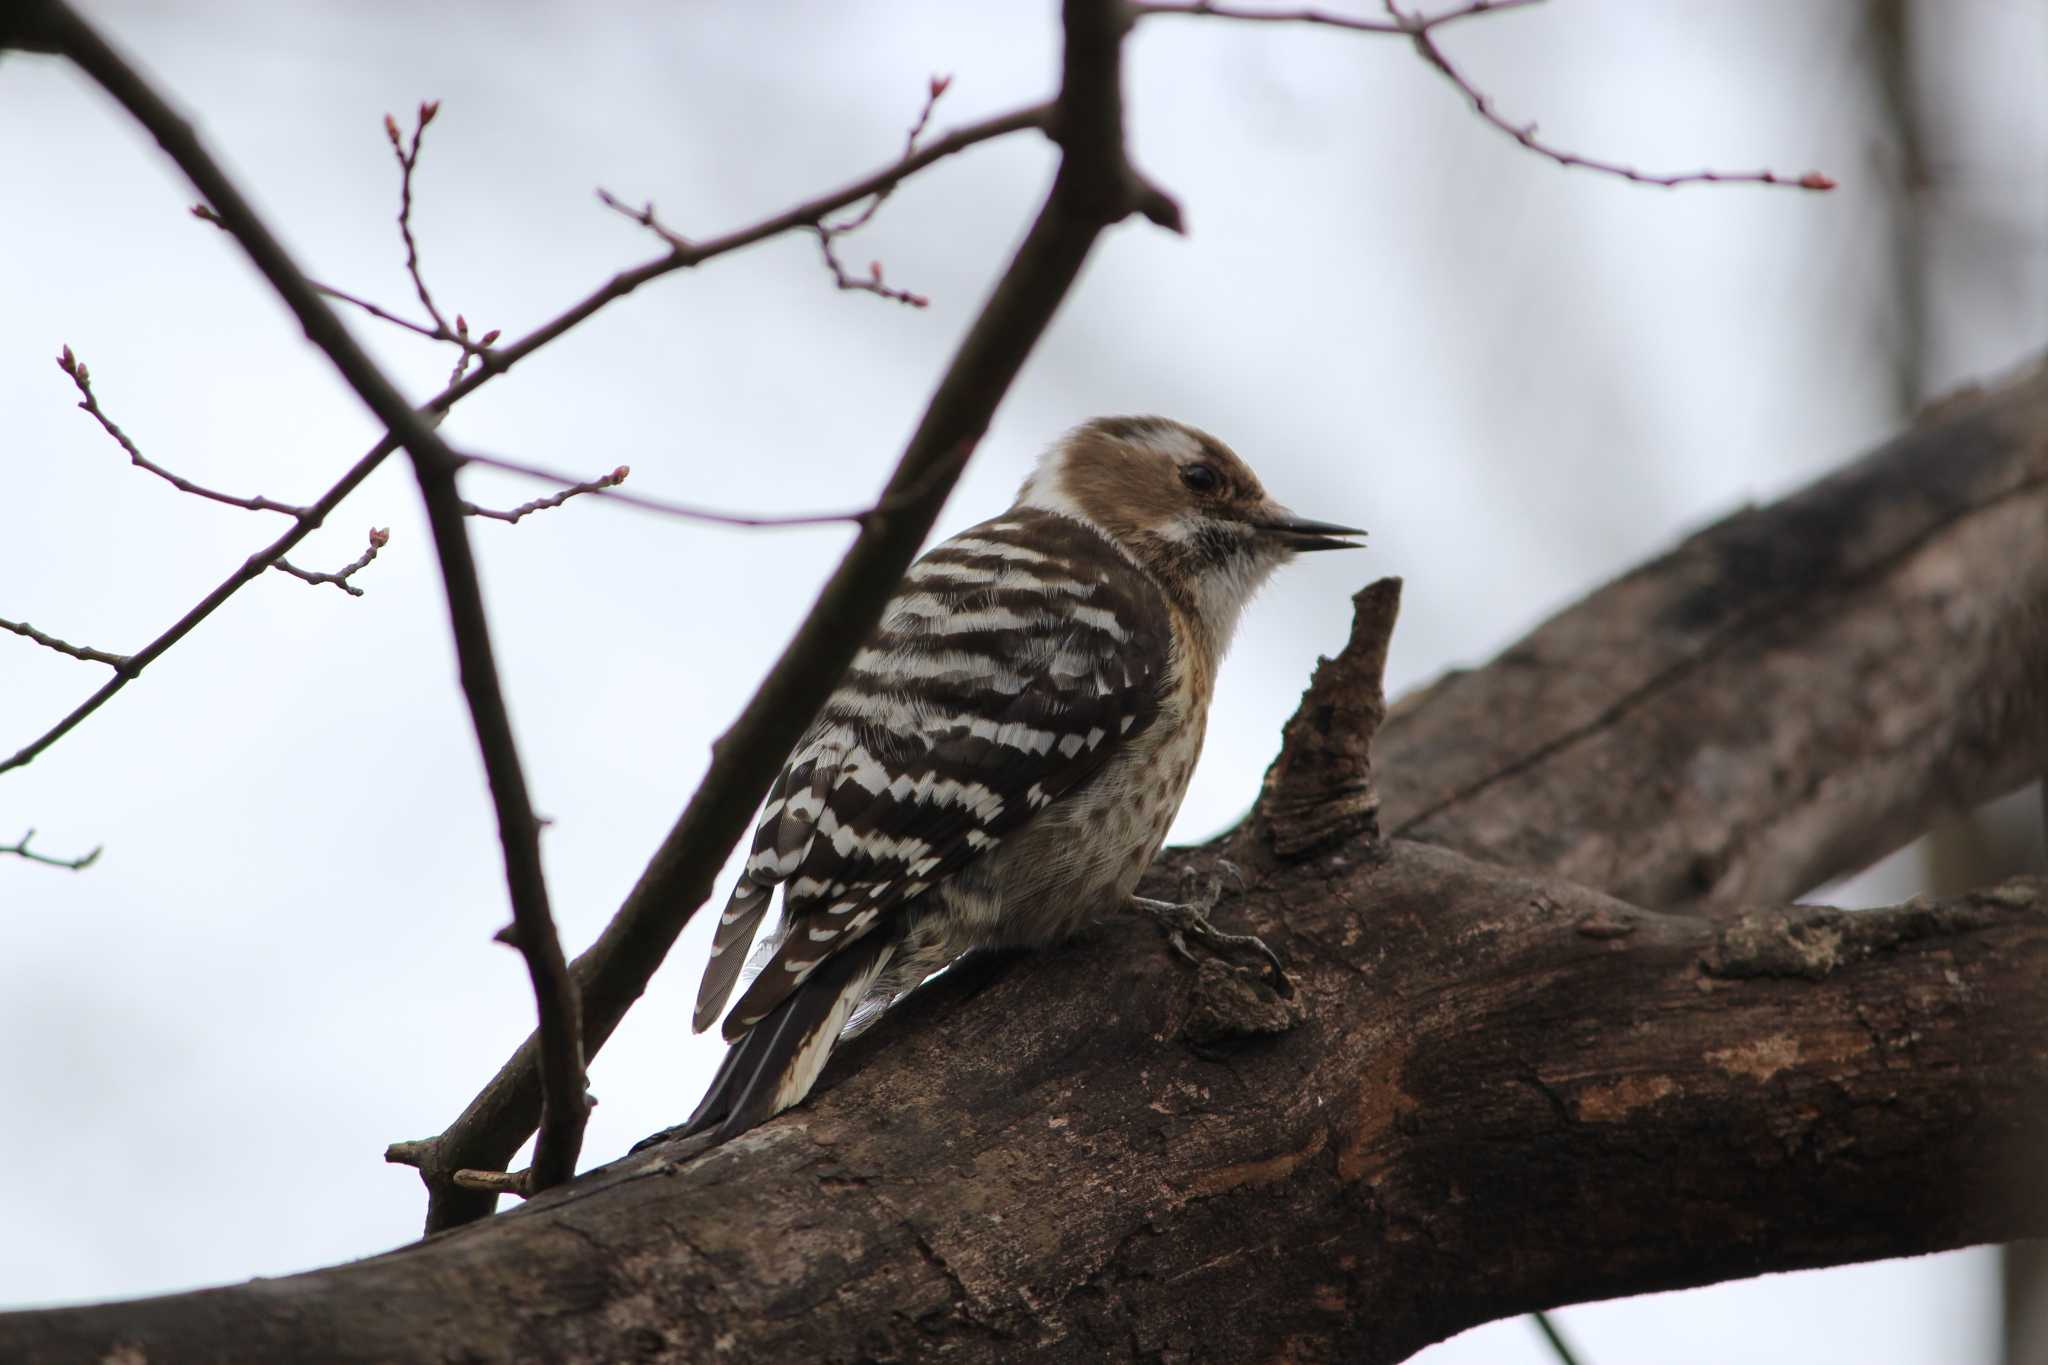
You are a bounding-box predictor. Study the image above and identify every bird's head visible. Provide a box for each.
[1017,415,1364,647]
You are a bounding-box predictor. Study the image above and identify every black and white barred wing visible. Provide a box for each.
[691,511,1171,1040]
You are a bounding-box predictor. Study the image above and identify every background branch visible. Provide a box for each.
[271,528,390,597]
[458,468,627,525]
[1137,0,1834,191]
[1,829,101,871]
[57,346,310,515]
[0,616,128,669]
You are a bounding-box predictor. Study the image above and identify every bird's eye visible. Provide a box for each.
[1180,463,1221,495]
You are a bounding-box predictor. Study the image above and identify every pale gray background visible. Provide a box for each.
[3,3,2044,1361]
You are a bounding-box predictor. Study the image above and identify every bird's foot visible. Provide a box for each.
[1130,862,1290,995]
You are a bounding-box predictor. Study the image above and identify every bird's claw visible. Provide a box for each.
[1132,862,1290,995]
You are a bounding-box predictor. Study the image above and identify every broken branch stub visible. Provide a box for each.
[1252,575,1400,859]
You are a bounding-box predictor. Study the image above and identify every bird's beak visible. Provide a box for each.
[1247,505,1367,553]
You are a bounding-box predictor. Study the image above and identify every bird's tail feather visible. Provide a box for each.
[673,931,897,1144]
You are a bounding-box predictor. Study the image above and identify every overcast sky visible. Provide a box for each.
[3,2,2043,1360]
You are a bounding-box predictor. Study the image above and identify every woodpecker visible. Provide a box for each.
[674,416,1363,1144]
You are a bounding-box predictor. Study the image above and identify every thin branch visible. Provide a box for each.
[1,829,102,871]
[1,436,396,777]
[1137,0,1835,191]
[57,346,310,516]
[387,101,453,337]
[1132,0,1537,36]
[803,74,956,308]
[1531,1311,1586,1365]
[197,197,505,369]
[811,233,930,308]
[310,280,445,344]
[5,96,1046,781]
[458,449,964,531]
[0,615,130,669]
[402,0,1169,1235]
[1381,0,1835,190]
[33,0,591,1197]
[594,99,1052,271]
[271,528,390,597]
[459,467,628,524]
[385,102,502,389]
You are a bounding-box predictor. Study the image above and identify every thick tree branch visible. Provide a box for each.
[392,0,1177,1233]
[1353,359,2048,911]
[31,0,590,1196]
[9,361,2045,1361]
[8,860,2041,1362]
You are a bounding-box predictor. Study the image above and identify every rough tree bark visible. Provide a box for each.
[5,364,2044,1362]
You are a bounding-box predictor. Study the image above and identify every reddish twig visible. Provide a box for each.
[387,102,454,339]
[605,74,979,311]
[1138,0,1834,192]
[272,528,390,597]
[1132,0,1535,36]
[812,236,930,308]
[806,74,953,308]
[384,103,505,388]
[52,347,393,599]
[0,616,130,669]
[1,829,101,871]
[310,281,445,344]
[460,467,629,524]
[57,346,310,516]
[1382,0,1834,190]
[197,198,506,370]
[458,451,877,529]
[460,445,970,532]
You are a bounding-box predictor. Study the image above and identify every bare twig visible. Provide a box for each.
[310,281,445,344]
[458,449,967,531]
[1,829,102,871]
[595,99,1052,271]
[1132,0,1536,36]
[405,0,1171,1235]
[387,101,451,336]
[1139,0,1834,192]
[272,528,390,597]
[384,103,504,388]
[1381,0,1835,190]
[54,348,391,599]
[57,346,310,516]
[804,74,956,308]
[0,616,129,669]
[34,0,591,1198]
[460,467,627,524]
[812,235,930,308]
[198,196,505,370]
[6,96,1045,781]
[3,440,387,776]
